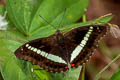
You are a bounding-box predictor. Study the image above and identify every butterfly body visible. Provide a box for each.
[14,25,109,72]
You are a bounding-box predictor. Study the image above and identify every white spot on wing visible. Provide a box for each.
[37,50,41,54]
[26,46,67,64]
[28,46,31,49]
[81,40,86,45]
[84,37,88,41]
[86,34,90,37]
[31,47,34,50]
[33,48,37,52]
[44,53,48,57]
[70,45,82,62]
[40,51,45,56]
[80,44,84,47]
[26,44,29,47]
[89,29,92,32]
[90,26,93,29]
[47,54,66,64]
[88,31,91,34]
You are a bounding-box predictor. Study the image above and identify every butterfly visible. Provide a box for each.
[14,25,109,73]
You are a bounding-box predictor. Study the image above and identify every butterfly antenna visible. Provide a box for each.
[39,15,57,30]
[58,8,66,28]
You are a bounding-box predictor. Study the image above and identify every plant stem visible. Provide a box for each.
[95,54,120,80]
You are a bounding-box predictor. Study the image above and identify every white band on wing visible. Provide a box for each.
[70,26,93,62]
[25,44,67,64]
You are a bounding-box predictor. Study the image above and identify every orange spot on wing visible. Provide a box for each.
[72,64,75,67]
[65,66,68,69]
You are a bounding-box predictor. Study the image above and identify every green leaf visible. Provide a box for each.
[6,0,24,34]
[0,5,5,15]
[0,40,33,80]
[6,0,89,36]
[30,0,89,35]
[0,71,4,80]
[50,66,82,80]
[0,30,27,44]
[110,68,120,80]
[29,15,112,40]
[33,65,53,80]
[29,0,84,33]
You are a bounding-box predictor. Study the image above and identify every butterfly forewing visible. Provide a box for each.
[15,37,69,72]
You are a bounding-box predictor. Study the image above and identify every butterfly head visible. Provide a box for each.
[55,30,64,41]
[56,30,62,35]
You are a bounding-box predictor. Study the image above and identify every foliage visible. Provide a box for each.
[0,0,113,80]
[110,68,120,80]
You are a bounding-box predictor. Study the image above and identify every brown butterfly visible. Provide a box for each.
[14,25,109,73]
